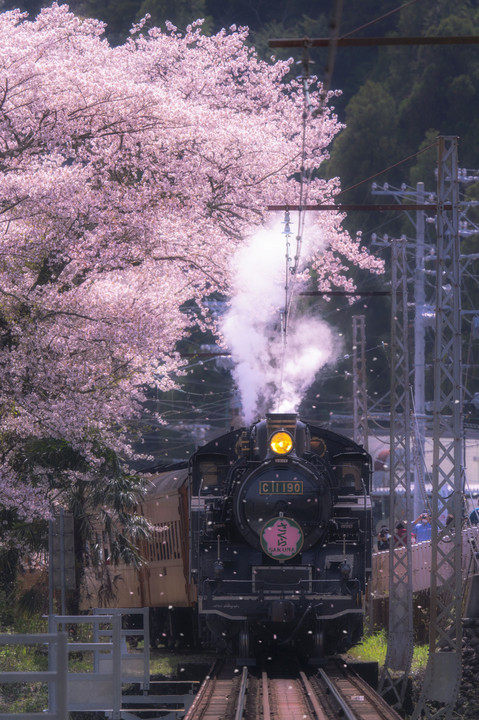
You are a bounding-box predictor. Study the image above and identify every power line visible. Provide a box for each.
[269,35,479,48]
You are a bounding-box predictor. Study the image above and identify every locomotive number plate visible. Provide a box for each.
[259,481,303,495]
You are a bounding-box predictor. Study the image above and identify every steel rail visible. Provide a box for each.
[299,671,329,720]
[262,671,271,720]
[234,666,249,720]
[181,660,220,720]
[317,668,357,720]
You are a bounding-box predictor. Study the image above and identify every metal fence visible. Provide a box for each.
[0,631,68,720]
[1,609,197,720]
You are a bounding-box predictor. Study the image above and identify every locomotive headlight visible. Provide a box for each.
[269,431,294,455]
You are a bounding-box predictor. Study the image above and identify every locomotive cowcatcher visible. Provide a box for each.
[190,412,372,660]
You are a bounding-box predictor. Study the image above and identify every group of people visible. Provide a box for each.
[377,512,433,551]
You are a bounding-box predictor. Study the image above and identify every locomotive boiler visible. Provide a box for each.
[190,412,372,660]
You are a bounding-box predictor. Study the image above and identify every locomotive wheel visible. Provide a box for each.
[238,622,250,658]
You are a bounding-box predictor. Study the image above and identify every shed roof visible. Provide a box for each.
[143,467,189,497]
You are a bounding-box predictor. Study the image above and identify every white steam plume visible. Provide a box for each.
[222,218,339,423]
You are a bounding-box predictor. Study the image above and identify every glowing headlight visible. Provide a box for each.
[269,431,294,455]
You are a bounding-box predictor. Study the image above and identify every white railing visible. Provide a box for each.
[48,613,122,718]
[0,610,195,720]
[371,526,479,597]
[0,632,68,720]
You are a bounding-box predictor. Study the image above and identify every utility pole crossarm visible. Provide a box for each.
[267,204,451,212]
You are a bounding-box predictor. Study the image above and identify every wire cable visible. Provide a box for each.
[277,47,316,404]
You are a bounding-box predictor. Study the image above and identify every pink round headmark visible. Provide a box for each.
[260,516,304,560]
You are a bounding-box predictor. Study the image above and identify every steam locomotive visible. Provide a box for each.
[83,412,372,661]
[190,412,372,659]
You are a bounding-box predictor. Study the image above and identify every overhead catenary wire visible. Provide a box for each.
[340,0,420,41]
[276,43,316,405]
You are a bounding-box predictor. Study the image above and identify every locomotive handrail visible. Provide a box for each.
[202,576,361,596]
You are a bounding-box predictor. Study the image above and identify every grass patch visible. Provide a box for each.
[0,616,50,713]
[150,648,213,677]
[348,629,388,666]
[410,643,429,673]
[348,629,428,673]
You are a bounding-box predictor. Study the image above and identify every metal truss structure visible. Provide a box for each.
[276,132,465,718]
[378,238,414,709]
[352,315,369,451]
[411,136,464,720]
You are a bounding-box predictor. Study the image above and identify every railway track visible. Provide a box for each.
[309,661,404,720]
[182,660,246,720]
[183,658,403,720]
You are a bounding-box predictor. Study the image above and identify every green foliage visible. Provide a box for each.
[0,611,49,713]
[327,80,400,199]
[325,0,479,195]
[408,129,440,189]
[136,0,212,32]
[0,433,150,613]
[349,629,428,672]
[206,0,324,35]
[19,436,89,478]
[150,648,210,676]
[411,643,429,673]
[0,506,48,620]
[349,628,388,665]
[249,14,329,62]
[0,587,17,629]
[75,0,142,37]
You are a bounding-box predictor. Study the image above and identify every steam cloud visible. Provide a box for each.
[222,218,339,423]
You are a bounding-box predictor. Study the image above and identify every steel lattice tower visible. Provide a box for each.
[379,238,414,709]
[412,136,464,720]
[352,315,368,451]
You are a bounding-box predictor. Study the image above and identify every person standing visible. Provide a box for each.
[469,508,479,525]
[377,526,390,551]
[394,522,408,546]
[413,512,432,543]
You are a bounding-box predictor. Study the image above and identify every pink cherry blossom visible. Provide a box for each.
[0,5,383,520]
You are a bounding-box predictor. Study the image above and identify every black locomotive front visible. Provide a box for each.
[190,412,372,660]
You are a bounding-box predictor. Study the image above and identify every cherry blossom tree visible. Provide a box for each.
[0,4,382,533]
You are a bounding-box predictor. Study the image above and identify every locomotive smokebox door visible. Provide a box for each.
[232,458,332,552]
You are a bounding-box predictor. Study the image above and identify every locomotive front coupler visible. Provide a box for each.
[276,603,314,644]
